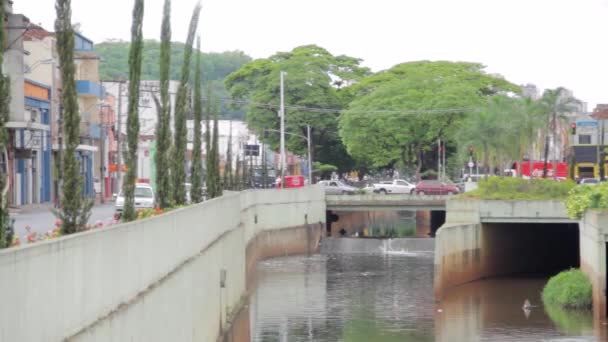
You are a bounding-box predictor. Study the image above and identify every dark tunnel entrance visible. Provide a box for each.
[482,222,579,277]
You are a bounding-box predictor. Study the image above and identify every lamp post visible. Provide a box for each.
[279,71,286,186]
[263,127,313,185]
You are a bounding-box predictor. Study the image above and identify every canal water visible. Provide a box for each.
[249,238,596,341]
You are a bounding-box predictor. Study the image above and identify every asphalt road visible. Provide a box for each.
[12,203,117,239]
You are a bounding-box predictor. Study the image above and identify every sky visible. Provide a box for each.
[14,0,608,109]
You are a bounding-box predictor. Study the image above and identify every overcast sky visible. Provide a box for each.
[14,0,608,109]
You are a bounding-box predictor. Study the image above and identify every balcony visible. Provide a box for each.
[76,80,104,98]
[89,122,103,139]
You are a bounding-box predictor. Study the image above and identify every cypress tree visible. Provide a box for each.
[223,121,233,190]
[122,0,144,222]
[204,85,212,194]
[155,0,172,208]
[0,0,10,246]
[172,2,201,205]
[54,0,93,233]
[190,36,203,203]
[207,99,222,198]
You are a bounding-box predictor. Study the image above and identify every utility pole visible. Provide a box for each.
[279,71,286,187]
[437,139,441,180]
[442,141,446,180]
[307,125,312,185]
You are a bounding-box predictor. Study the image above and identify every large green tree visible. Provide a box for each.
[154,0,172,208]
[122,0,145,222]
[0,0,10,246]
[339,61,519,177]
[225,45,371,172]
[190,36,203,203]
[55,0,94,233]
[172,2,201,205]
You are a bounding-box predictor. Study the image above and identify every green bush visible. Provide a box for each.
[565,182,608,219]
[460,177,575,200]
[542,269,592,310]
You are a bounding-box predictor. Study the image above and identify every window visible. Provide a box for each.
[396,180,406,185]
[329,182,337,186]
[134,187,154,198]
[579,135,591,144]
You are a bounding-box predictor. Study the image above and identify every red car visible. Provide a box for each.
[415,180,460,195]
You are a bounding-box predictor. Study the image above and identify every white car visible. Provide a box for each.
[318,180,358,195]
[372,179,416,194]
[115,183,155,214]
[580,178,600,185]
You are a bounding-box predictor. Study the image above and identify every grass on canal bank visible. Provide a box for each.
[542,269,592,310]
[460,177,575,200]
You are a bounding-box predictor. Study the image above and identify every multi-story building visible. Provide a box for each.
[23,24,59,205]
[74,33,104,198]
[569,104,608,179]
[3,7,54,206]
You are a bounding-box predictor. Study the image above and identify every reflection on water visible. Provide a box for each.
[250,251,596,341]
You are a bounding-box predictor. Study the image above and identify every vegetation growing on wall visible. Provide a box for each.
[542,269,592,310]
[461,177,575,200]
[565,182,608,219]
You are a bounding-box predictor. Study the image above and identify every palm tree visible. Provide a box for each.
[538,88,581,178]
[459,96,509,178]
[513,97,543,178]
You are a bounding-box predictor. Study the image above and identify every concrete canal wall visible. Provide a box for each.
[0,186,325,342]
[579,210,608,321]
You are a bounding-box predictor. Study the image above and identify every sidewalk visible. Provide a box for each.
[9,197,112,215]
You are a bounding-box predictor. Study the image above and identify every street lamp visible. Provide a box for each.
[263,125,313,185]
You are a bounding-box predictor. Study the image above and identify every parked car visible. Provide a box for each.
[414,180,460,195]
[371,179,416,194]
[115,183,155,215]
[579,178,600,185]
[318,180,358,195]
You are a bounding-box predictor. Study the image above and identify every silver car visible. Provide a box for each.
[115,183,155,214]
[318,180,358,195]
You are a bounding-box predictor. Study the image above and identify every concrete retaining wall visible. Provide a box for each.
[0,186,326,342]
[434,223,483,298]
[580,210,608,321]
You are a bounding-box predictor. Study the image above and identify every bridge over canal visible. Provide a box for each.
[325,194,448,211]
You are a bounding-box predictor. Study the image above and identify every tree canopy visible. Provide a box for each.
[339,61,520,176]
[225,44,371,172]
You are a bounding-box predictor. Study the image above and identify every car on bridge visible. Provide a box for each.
[370,179,416,194]
[318,180,358,195]
[414,180,459,195]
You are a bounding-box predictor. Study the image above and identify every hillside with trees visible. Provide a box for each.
[96,40,251,119]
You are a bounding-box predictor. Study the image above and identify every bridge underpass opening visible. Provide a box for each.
[482,222,579,277]
[326,210,439,238]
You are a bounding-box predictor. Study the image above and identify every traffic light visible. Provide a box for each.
[570,123,576,135]
[469,146,475,156]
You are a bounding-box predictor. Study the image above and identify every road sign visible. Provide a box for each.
[244,144,260,156]
[468,161,474,168]
[576,121,598,127]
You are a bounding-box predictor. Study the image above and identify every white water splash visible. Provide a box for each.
[380,239,419,256]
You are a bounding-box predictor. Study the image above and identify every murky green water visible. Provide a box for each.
[250,251,596,341]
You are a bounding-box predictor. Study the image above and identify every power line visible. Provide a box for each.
[200,94,479,116]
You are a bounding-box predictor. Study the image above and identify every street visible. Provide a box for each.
[12,203,117,240]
